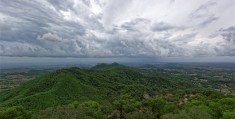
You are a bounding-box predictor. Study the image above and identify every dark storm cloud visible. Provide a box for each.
[211,26,235,56]
[104,37,186,57]
[0,0,89,56]
[46,0,74,11]
[120,18,180,33]
[219,26,235,43]
[151,22,176,31]
[0,0,234,57]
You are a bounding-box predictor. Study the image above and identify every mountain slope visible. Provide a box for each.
[0,64,197,112]
[0,66,148,111]
[0,68,104,112]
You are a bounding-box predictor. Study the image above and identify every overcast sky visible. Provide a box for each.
[0,0,234,59]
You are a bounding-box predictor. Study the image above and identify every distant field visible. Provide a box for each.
[0,68,54,91]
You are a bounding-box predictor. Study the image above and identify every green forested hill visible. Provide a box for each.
[0,68,103,112]
[0,66,140,110]
[0,63,234,119]
[0,64,196,112]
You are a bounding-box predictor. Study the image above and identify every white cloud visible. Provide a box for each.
[37,33,63,42]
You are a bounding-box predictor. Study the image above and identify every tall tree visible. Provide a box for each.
[146,97,166,119]
[113,94,141,119]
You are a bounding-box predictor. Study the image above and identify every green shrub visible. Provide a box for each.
[0,106,32,119]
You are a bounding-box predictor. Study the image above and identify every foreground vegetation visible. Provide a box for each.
[0,63,234,119]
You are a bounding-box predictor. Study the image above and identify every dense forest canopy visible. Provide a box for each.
[0,63,234,119]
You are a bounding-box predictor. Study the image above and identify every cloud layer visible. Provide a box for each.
[0,0,234,57]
